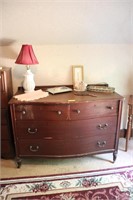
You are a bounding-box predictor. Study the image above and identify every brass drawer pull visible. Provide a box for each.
[76,110,81,114]
[57,111,62,115]
[22,110,26,115]
[30,145,39,152]
[97,123,108,130]
[27,128,38,134]
[97,141,106,147]
[107,106,114,110]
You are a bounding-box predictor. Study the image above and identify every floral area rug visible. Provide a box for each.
[0,166,133,200]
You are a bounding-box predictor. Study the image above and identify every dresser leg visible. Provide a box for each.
[15,157,22,168]
[113,151,117,162]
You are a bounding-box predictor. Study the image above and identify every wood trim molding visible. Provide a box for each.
[120,129,126,138]
[120,128,133,138]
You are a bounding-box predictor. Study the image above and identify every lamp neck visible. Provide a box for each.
[26,65,30,70]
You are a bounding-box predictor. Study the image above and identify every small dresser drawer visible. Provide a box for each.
[14,104,68,121]
[18,134,115,157]
[70,101,118,120]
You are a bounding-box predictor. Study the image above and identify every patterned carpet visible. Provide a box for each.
[0,165,133,200]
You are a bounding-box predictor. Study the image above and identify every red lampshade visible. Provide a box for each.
[15,44,39,65]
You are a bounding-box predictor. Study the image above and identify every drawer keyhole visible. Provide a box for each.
[30,145,39,152]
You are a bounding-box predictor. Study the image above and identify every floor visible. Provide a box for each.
[1,138,133,179]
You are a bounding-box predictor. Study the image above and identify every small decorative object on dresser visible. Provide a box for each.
[15,44,39,93]
[0,67,15,158]
[9,86,123,168]
[72,65,84,89]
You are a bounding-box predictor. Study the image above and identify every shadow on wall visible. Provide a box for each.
[127,74,133,95]
[0,38,17,59]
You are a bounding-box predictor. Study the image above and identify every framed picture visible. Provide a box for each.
[72,65,84,86]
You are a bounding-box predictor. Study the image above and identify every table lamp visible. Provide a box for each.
[15,44,39,93]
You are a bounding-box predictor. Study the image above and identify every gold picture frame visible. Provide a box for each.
[72,65,84,86]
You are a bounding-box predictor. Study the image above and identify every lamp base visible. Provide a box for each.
[23,69,35,93]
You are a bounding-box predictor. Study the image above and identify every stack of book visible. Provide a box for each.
[87,83,115,93]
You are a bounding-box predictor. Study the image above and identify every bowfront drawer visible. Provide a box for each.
[14,104,68,120]
[70,101,118,120]
[18,134,115,156]
[15,116,117,139]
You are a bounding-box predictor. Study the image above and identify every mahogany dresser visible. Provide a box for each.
[0,67,15,158]
[9,87,123,168]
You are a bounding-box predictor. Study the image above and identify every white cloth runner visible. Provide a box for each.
[14,89,49,101]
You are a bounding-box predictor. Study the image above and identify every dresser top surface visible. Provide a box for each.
[9,86,123,105]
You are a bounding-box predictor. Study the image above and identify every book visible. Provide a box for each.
[87,85,115,93]
[47,86,72,94]
[87,82,109,87]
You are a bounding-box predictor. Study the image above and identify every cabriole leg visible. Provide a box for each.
[113,151,117,163]
[15,157,22,168]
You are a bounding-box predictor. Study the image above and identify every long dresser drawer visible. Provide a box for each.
[15,116,117,139]
[18,134,115,157]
